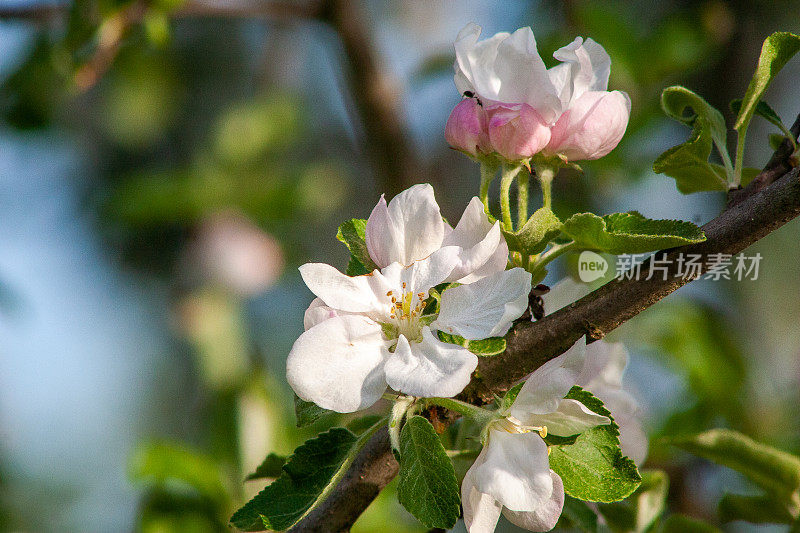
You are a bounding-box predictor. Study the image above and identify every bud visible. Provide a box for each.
[486,103,551,161]
[445,98,490,157]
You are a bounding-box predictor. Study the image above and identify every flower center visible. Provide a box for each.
[493,415,548,438]
[384,285,428,344]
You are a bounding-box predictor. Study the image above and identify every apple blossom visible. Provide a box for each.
[287,250,531,413]
[445,97,490,157]
[365,183,509,284]
[462,338,610,532]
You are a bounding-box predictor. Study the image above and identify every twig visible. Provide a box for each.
[291,112,800,531]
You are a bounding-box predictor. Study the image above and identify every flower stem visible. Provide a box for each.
[733,129,746,188]
[517,171,530,227]
[424,397,496,425]
[529,241,577,274]
[537,165,556,210]
[500,163,522,230]
[479,162,498,212]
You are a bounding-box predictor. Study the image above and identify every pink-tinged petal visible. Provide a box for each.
[472,430,554,512]
[487,103,551,161]
[442,197,508,282]
[384,329,478,398]
[502,471,565,532]
[546,90,631,161]
[303,298,339,330]
[286,315,389,413]
[365,184,445,267]
[445,98,490,156]
[462,463,503,533]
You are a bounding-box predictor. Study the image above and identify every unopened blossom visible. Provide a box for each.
[287,249,531,413]
[366,183,508,284]
[445,23,630,162]
[540,277,648,464]
[462,338,610,532]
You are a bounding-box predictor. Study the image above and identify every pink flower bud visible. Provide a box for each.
[445,98,490,156]
[546,90,630,161]
[486,103,551,161]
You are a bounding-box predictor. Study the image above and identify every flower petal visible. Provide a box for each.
[551,36,611,104]
[454,23,507,101]
[384,328,478,398]
[365,184,445,267]
[461,463,503,533]
[442,197,508,283]
[299,263,392,315]
[286,315,388,413]
[445,98,490,156]
[303,298,339,330]
[433,267,531,340]
[578,340,627,389]
[472,430,554,512]
[502,471,565,532]
[527,398,610,437]
[541,276,591,317]
[381,246,461,296]
[510,337,586,417]
[486,103,552,161]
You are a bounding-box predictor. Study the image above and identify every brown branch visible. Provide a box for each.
[289,114,800,531]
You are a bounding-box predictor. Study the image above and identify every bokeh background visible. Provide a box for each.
[1,1,799,531]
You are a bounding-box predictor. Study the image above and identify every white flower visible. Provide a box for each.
[462,338,610,532]
[542,277,648,464]
[449,23,630,162]
[365,183,509,283]
[287,249,531,413]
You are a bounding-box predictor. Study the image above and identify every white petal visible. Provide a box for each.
[381,246,460,296]
[541,276,591,317]
[510,337,586,417]
[454,23,508,102]
[462,463,503,533]
[578,341,628,389]
[299,263,391,315]
[303,298,338,330]
[286,315,388,413]
[527,398,610,437]
[618,416,649,466]
[552,36,611,103]
[433,268,531,340]
[472,430,553,512]
[384,328,478,398]
[443,198,508,283]
[365,184,445,267]
[502,471,565,532]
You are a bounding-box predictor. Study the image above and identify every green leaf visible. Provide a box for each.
[560,212,705,255]
[294,394,332,428]
[661,86,728,158]
[661,514,722,533]
[718,493,795,525]
[549,387,641,502]
[734,33,800,134]
[129,441,228,504]
[397,416,461,529]
[336,218,377,275]
[671,429,800,503]
[501,206,562,255]
[245,453,287,481]
[230,427,359,531]
[500,382,524,412]
[437,331,506,357]
[561,495,599,533]
[599,470,670,533]
[731,99,785,131]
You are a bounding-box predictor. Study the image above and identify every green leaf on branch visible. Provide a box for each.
[655,86,732,193]
[670,429,800,504]
[397,415,461,529]
[718,493,796,525]
[229,427,360,531]
[336,218,377,276]
[501,206,562,255]
[599,470,670,533]
[549,387,641,502]
[294,394,333,427]
[245,453,287,481]
[560,211,705,255]
[661,514,722,533]
[437,331,506,356]
[734,32,800,136]
[732,99,785,132]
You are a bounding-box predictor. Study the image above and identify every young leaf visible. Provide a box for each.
[229,427,359,531]
[560,211,705,255]
[734,32,800,135]
[732,98,798,151]
[661,86,728,161]
[653,118,728,193]
[397,415,461,529]
[245,453,287,481]
[499,382,525,413]
[336,218,377,274]
[548,387,641,502]
[718,493,796,525]
[599,470,670,533]
[671,429,800,503]
[294,394,332,427]
[501,206,562,255]
[437,330,506,356]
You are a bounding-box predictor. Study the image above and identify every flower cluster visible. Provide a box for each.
[445,24,630,163]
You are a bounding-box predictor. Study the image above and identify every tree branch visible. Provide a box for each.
[290,114,800,531]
